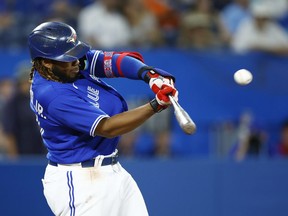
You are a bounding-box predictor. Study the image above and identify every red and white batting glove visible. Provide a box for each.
[156,85,178,106]
[147,70,175,95]
[150,86,179,113]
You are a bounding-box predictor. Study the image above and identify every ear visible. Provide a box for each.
[42,59,53,70]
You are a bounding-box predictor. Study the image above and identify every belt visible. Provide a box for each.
[48,153,119,168]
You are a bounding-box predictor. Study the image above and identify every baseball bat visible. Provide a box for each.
[169,95,196,135]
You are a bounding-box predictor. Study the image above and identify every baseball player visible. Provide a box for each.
[28,21,178,216]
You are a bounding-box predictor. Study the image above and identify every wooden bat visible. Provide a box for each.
[169,95,196,135]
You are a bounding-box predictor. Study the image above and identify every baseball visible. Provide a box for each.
[234,69,253,85]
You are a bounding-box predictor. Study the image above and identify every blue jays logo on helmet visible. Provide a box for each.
[28,22,91,62]
[67,30,77,44]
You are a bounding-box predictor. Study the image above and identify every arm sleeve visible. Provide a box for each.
[84,50,175,82]
[86,50,147,80]
[48,94,109,137]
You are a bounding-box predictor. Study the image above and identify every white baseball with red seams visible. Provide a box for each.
[234,69,253,85]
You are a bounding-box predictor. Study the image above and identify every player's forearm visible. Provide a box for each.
[113,54,146,79]
[91,51,146,79]
[114,55,175,81]
[94,103,155,138]
[93,51,174,81]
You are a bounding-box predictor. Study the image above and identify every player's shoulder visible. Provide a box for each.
[33,72,74,90]
[83,50,103,72]
[31,72,77,106]
[86,49,103,60]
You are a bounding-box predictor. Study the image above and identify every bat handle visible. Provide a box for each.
[169,95,178,108]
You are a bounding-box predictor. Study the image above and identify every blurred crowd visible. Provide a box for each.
[1,0,288,53]
[1,0,288,159]
[0,62,46,158]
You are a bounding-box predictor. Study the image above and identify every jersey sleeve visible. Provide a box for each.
[47,93,109,137]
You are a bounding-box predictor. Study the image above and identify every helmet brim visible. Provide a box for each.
[53,41,91,62]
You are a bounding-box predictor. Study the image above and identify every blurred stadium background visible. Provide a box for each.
[1,0,288,215]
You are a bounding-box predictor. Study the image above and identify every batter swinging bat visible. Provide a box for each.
[169,95,196,135]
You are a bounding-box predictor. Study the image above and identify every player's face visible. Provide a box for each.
[51,60,80,82]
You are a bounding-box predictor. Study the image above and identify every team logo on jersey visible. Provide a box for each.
[67,31,77,44]
[87,86,99,108]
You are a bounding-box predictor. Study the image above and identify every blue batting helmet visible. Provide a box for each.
[28,22,90,62]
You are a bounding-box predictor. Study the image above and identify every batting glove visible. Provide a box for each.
[150,86,179,113]
[156,85,178,106]
[147,70,175,95]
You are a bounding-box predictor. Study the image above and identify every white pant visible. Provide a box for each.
[42,156,148,216]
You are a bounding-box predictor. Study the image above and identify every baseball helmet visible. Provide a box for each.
[28,22,90,62]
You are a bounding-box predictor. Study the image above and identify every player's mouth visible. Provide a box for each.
[71,68,79,74]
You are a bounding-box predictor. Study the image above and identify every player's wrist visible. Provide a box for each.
[149,98,167,113]
[137,66,155,83]
[137,66,175,84]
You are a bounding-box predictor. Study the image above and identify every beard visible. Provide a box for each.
[51,65,79,83]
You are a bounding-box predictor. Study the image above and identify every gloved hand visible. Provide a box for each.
[156,85,178,106]
[150,86,179,113]
[146,70,175,95]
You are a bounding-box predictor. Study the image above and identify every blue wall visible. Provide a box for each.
[0,158,287,216]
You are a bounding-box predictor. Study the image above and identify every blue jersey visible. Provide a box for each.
[30,50,174,163]
[30,50,146,163]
